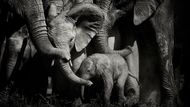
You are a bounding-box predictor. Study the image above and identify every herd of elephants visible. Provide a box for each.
[0,0,186,107]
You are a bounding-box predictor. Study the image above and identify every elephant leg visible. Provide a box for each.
[155,33,176,105]
[117,19,140,102]
[102,73,113,107]
[150,3,177,106]
[155,33,176,106]
[116,72,127,106]
[5,37,23,81]
[124,41,140,104]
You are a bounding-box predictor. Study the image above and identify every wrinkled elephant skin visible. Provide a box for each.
[94,0,176,106]
[0,0,65,59]
[78,53,130,106]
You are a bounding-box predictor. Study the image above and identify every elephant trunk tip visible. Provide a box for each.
[58,61,93,86]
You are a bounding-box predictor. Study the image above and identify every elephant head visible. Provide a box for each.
[92,0,161,105]
[77,57,96,80]
[133,0,162,25]
[114,0,162,25]
[93,0,162,57]
[77,57,96,100]
[47,3,104,85]
[2,0,65,59]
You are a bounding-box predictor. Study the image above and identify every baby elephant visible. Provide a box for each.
[78,53,131,106]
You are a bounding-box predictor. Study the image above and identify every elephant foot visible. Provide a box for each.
[117,97,126,107]
[72,98,82,107]
[125,94,139,107]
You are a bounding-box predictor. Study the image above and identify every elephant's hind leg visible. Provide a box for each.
[102,73,113,107]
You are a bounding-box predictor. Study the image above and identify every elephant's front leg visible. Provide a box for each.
[155,33,176,105]
[5,37,24,81]
[102,73,113,107]
[151,12,177,106]
[116,72,127,106]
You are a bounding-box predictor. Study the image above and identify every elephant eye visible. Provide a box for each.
[70,37,74,43]
[87,70,90,72]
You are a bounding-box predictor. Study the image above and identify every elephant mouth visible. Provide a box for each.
[52,58,73,67]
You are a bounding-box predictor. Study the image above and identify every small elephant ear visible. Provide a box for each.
[67,3,104,52]
[75,20,100,52]
[133,0,161,25]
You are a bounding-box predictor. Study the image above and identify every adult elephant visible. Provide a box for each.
[92,0,176,106]
[0,0,65,89]
[0,1,68,88]
[2,2,105,94]
[0,0,68,59]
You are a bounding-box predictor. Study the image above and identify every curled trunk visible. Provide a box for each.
[55,59,92,86]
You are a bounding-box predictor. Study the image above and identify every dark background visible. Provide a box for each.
[174,0,189,106]
[0,0,189,106]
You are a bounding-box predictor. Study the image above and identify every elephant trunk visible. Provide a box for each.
[95,28,132,57]
[12,0,63,58]
[93,0,131,57]
[56,60,93,86]
[25,0,53,55]
[79,74,90,101]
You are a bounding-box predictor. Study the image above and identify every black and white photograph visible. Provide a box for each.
[0,0,188,107]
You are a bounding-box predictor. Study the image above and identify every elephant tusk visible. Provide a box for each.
[69,60,73,67]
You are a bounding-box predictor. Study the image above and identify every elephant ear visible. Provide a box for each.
[133,0,161,25]
[75,20,99,52]
[67,3,104,52]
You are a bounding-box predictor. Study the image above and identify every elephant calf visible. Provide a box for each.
[78,53,132,106]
